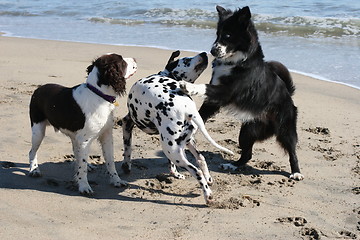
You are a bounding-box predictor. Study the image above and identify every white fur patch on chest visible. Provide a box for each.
[223,104,256,122]
[73,84,114,133]
[211,64,232,85]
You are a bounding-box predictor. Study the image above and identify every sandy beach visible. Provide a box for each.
[0,36,359,239]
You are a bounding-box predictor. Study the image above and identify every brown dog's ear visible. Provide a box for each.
[86,63,94,75]
[102,56,126,95]
[167,50,180,64]
[91,54,127,96]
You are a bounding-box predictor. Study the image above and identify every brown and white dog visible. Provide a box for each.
[28,53,137,195]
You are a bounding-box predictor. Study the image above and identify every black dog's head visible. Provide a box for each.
[210,6,260,62]
[163,50,208,83]
[86,54,137,96]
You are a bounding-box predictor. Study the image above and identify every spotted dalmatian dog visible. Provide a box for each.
[120,51,234,204]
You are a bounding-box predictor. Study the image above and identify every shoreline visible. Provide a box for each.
[2,34,359,91]
[0,35,359,239]
[289,69,360,91]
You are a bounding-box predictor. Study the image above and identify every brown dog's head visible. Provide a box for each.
[87,54,137,96]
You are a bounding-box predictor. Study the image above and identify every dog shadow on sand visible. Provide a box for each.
[0,150,290,207]
[0,155,203,207]
[200,151,291,177]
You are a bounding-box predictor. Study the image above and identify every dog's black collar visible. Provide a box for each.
[86,83,116,104]
[158,70,180,81]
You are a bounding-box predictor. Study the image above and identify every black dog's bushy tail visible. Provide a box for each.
[268,61,295,96]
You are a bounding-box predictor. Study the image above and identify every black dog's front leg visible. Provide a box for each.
[198,102,220,123]
[180,82,230,123]
[236,120,275,166]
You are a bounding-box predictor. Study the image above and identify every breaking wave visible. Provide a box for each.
[1,6,359,38]
[87,8,360,38]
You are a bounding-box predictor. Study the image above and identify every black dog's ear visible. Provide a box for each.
[239,6,251,20]
[167,50,180,64]
[216,5,233,21]
[216,5,227,15]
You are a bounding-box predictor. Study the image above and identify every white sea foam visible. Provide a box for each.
[0,0,359,88]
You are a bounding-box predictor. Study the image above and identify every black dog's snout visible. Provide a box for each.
[210,46,219,57]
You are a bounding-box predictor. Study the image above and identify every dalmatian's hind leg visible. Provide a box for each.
[187,141,213,186]
[120,114,135,174]
[162,140,213,204]
[168,159,185,179]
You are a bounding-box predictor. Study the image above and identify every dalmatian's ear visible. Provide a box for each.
[167,50,181,64]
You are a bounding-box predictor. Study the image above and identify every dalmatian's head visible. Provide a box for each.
[163,51,208,83]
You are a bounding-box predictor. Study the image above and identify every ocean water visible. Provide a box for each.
[0,0,359,89]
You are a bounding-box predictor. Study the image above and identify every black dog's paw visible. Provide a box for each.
[220,163,238,171]
[179,81,190,94]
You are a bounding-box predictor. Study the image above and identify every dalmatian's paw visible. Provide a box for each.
[110,174,128,187]
[204,189,213,205]
[78,182,94,196]
[29,167,42,177]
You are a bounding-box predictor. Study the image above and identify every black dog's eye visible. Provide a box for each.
[224,34,231,39]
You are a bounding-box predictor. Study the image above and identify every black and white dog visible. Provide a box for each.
[181,6,304,180]
[28,53,137,195]
[120,51,234,204]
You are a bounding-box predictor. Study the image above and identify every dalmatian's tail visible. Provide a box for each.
[189,112,234,155]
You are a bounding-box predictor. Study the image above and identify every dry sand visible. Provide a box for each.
[0,36,359,239]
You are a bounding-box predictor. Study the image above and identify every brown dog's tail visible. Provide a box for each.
[268,61,295,96]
